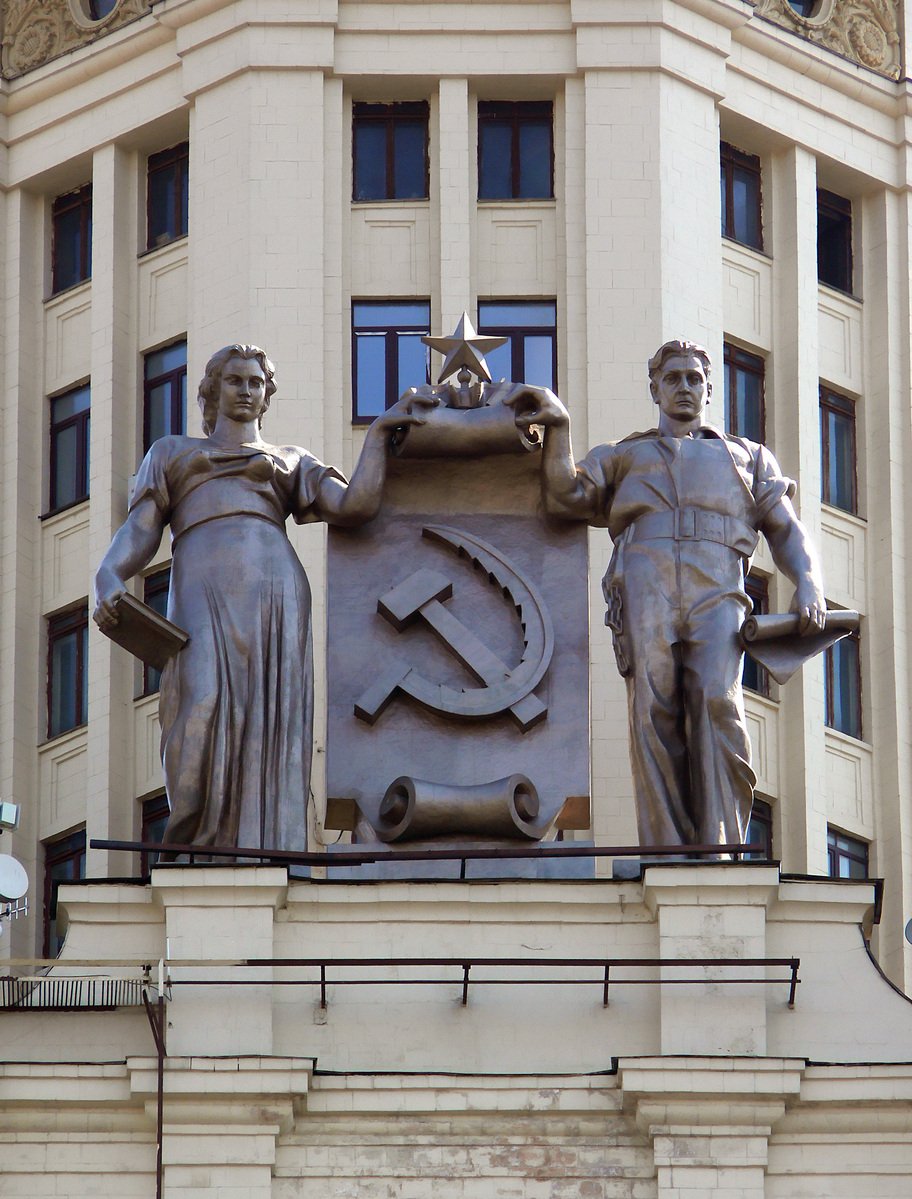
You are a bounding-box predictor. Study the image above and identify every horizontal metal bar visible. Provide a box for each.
[169,975,798,988]
[91,837,752,867]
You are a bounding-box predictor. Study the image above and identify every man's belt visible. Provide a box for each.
[627,508,758,556]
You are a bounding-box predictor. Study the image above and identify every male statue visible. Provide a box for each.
[508,340,827,851]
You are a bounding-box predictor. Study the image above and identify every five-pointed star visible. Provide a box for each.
[422,313,508,384]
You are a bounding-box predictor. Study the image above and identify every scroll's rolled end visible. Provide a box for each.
[740,610,860,685]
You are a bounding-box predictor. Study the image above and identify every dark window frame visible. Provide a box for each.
[143,340,187,453]
[720,141,763,251]
[141,568,171,696]
[827,826,869,879]
[140,792,170,877]
[351,299,430,424]
[477,100,554,201]
[146,142,189,251]
[48,383,91,515]
[476,299,558,391]
[352,102,430,202]
[723,342,766,443]
[43,828,86,957]
[51,184,92,295]
[820,386,858,514]
[744,797,773,861]
[825,626,862,740]
[47,604,89,740]
[742,574,770,698]
[817,188,853,294]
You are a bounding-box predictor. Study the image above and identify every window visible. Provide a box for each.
[720,142,762,251]
[723,343,765,443]
[353,103,429,202]
[142,568,171,695]
[147,142,189,250]
[478,101,553,201]
[52,184,92,294]
[825,628,862,739]
[47,605,89,739]
[827,827,868,879]
[744,797,773,860]
[43,829,86,957]
[477,301,557,390]
[742,575,770,697]
[140,793,170,875]
[820,387,857,514]
[144,340,187,452]
[49,384,91,513]
[817,189,853,293]
[352,300,430,421]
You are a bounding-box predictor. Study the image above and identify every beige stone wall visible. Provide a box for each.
[2,866,912,1197]
[0,0,909,1002]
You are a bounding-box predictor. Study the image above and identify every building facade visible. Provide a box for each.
[0,0,910,981]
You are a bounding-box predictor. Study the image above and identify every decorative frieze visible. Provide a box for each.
[754,0,901,79]
[1,0,152,79]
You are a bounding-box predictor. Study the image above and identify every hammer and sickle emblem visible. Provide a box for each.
[354,525,554,732]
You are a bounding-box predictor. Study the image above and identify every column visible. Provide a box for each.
[152,867,288,1056]
[620,1056,803,1199]
[642,864,779,1055]
[0,187,44,956]
[130,1055,311,1199]
[860,187,912,986]
[437,77,472,334]
[769,145,827,875]
[86,142,138,878]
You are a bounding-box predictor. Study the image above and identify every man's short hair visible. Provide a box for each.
[648,339,712,383]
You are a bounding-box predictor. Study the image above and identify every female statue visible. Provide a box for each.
[94,344,431,853]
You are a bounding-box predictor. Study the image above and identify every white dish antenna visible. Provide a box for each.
[0,853,28,901]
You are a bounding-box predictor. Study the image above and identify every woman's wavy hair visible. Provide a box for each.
[197,344,277,436]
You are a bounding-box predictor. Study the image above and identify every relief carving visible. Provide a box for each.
[2,0,152,79]
[754,0,901,79]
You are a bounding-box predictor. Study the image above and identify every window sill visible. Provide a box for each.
[352,198,430,208]
[138,234,189,261]
[44,278,91,307]
[39,722,87,752]
[477,197,555,207]
[824,724,871,752]
[40,498,90,523]
[821,502,865,527]
[721,236,771,262]
[818,281,862,306]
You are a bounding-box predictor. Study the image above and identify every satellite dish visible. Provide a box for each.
[0,854,28,901]
[905,918,912,946]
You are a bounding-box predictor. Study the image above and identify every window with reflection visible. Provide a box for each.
[43,829,86,957]
[723,342,765,443]
[47,605,89,739]
[825,627,862,739]
[147,142,189,250]
[49,384,91,513]
[353,103,429,202]
[818,189,853,293]
[478,101,553,201]
[52,184,92,294]
[142,568,171,695]
[140,792,170,875]
[720,142,762,251]
[352,300,430,421]
[744,797,773,860]
[477,300,557,390]
[742,575,770,697]
[827,827,868,879]
[819,386,857,514]
[144,340,187,452]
